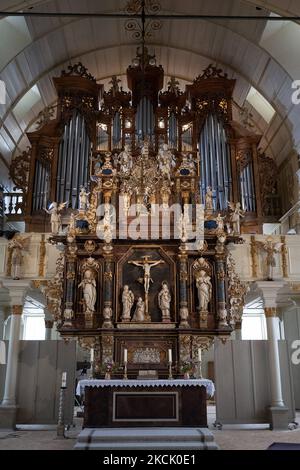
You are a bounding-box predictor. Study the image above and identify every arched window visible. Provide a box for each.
[199,113,232,211]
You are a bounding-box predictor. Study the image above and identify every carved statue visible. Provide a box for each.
[122,285,135,322]
[196,270,212,311]
[44,202,67,234]
[256,237,283,280]
[68,213,76,236]
[78,269,96,313]
[228,202,245,234]
[103,206,113,244]
[128,256,164,294]
[205,187,213,212]
[132,297,145,322]
[119,144,133,175]
[158,144,175,181]
[216,213,225,232]
[8,236,30,280]
[178,210,190,242]
[79,187,90,211]
[158,282,171,322]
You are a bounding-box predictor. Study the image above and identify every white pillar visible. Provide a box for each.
[0,281,29,429]
[254,281,289,430]
[1,305,22,406]
[265,308,284,407]
[44,319,53,340]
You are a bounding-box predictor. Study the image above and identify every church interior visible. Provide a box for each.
[0,0,300,453]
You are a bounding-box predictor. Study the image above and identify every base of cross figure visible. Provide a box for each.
[0,405,18,430]
[268,406,290,430]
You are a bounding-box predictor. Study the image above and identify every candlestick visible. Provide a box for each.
[168,348,172,363]
[198,348,202,363]
[168,362,173,380]
[61,371,67,388]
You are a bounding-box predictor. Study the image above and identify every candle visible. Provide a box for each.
[90,348,94,363]
[198,348,202,362]
[168,349,172,363]
[124,348,128,363]
[61,371,67,388]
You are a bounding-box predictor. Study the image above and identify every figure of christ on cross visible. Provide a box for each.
[128,256,165,321]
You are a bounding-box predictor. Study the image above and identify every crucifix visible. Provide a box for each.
[128,255,165,320]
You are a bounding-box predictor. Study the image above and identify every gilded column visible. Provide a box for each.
[63,241,77,327]
[102,253,114,328]
[178,251,189,328]
[215,236,228,328]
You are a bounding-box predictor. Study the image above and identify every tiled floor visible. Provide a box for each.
[0,409,299,450]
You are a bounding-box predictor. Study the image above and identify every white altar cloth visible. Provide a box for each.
[76,378,215,397]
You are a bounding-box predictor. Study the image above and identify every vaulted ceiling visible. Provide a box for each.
[0,0,299,188]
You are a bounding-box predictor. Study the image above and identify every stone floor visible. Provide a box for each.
[0,408,299,450]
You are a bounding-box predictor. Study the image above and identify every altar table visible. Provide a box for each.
[76,379,215,428]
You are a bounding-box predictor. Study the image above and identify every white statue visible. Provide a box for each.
[158,144,175,181]
[228,202,245,234]
[79,187,90,211]
[256,237,283,280]
[205,187,213,212]
[132,297,145,322]
[216,213,225,231]
[44,202,67,234]
[78,269,96,313]
[68,213,76,236]
[8,236,30,280]
[178,210,189,242]
[128,256,164,294]
[196,270,212,311]
[158,282,171,322]
[119,144,133,175]
[122,285,135,321]
[103,206,114,244]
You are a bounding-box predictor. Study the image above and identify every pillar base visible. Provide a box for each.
[0,405,18,429]
[269,406,289,430]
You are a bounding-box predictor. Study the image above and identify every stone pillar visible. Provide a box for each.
[255,281,289,430]
[234,323,242,340]
[0,304,23,429]
[102,253,114,328]
[44,319,54,340]
[178,251,189,328]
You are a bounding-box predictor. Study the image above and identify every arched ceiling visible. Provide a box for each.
[0,0,299,189]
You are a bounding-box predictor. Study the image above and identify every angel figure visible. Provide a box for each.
[256,237,283,280]
[228,202,245,234]
[8,235,31,280]
[44,201,67,234]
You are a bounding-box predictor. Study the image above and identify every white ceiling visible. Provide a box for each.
[0,0,299,189]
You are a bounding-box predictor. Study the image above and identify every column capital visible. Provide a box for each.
[254,281,286,308]
[44,319,54,329]
[0,280,31,308]
[12,305,23,315]
[264,307,277,318]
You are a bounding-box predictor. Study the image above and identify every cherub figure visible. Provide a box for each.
[79,187,90,211]
[8,235,31,280]
[44,202,67,234]
[228,202,245,234]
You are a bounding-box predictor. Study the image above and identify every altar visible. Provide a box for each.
[76,379,215,428]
